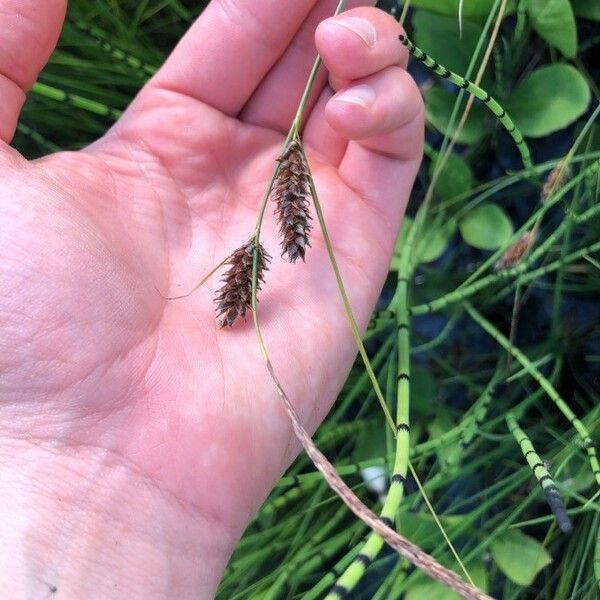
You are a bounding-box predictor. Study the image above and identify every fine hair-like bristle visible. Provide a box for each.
[214,241,270,327]
[272,139,313,262]
[494,230,534,271]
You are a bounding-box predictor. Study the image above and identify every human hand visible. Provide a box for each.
[0,0,423,597]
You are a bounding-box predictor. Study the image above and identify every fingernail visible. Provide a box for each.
[333,84,376,109]
[328,17,377,47]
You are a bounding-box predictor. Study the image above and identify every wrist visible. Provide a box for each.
[0,436,235,599]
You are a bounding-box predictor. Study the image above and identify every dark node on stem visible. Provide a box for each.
[355,553,372,568]
[272,139,313,262]
[329,584,348,599]
[214,241,270,327]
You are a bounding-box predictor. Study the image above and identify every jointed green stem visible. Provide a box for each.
[506,412,573,533]
[465,303,600,488]
[399,34,533,170]
[70,19,158,76]
[595,527,600,591]
[326,226,415,598]
[411,235,600,317]
[31,81,122,120]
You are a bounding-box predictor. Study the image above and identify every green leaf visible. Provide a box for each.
[398,513,441,549]
[392,216,455,268]
[459,203,513,249]
[419,220,456,263]
[491,530,552,585]
[571,0,600,21]
[408,0,516,21]
[406,561,488,600]
[413,11,484,74]
[527,0,577,58]
[505,65,591,137]
[430,152,474,201]
[425,86,486,145]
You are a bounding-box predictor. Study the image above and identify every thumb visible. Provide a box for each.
[0,0,67,145]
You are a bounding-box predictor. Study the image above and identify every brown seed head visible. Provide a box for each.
[214,241,270,327]
[272,140,313,262]
[494,230,535,271]
[542,160,571,202]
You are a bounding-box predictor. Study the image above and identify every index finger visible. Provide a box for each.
[147,0,320,116]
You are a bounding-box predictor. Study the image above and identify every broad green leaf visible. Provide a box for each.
[408,0,516,21]
[459,203,513,249]
[505,65,591,137]
[392,216,455,267]
[430,152,474,201]
[528,0,577,58]
[491,530,552,585]
[572,0,600,21]
[397,513,441,546]
[413,11,484,74]
[425,87,486,145]
[418,220,456,263]
[406,561,488,600]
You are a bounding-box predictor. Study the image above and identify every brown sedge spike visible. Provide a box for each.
[272,139,313,262]
[542,160,571,202]
[494,230,535,271]
[214,240,270,327]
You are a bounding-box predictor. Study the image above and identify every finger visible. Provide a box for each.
[316,7,408,86]
[303,86,348,165]
[0,0,67,144]
[329,66,424,217]
[239,0,369,132]
[147,0,320,116]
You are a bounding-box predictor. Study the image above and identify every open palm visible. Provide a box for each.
[0,1,423,597]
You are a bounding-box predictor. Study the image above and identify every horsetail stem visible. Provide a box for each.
[71,19,158,76]
[411,237,600,317]
[31,82,122,120]
[595,526,600,591]
[327,222,415,597]
[399,34,533,171]
[506,412,573,533]
[465,303,600,488]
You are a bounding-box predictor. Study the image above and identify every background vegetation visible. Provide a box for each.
[16,0,600,598]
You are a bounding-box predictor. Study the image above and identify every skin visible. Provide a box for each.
[0,0,423,598]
